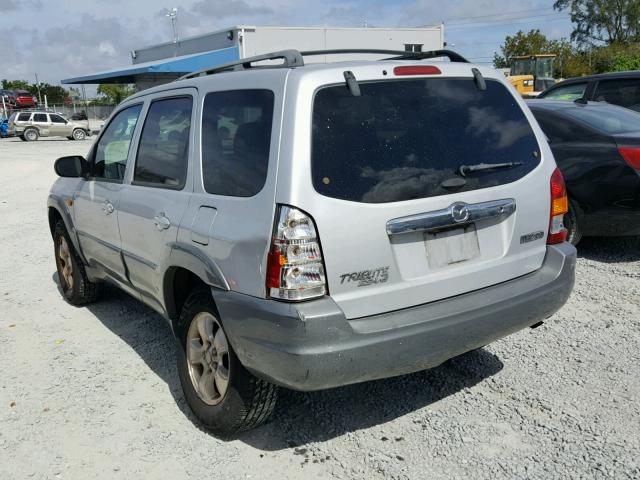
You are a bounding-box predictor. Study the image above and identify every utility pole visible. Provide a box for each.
[34,73,42,104]
[166,8,179,44]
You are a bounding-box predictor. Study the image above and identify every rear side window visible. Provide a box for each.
[50,114,66,124]
[594,79,640,112]
[33,113,47,123]
[312,78,540,203]
[17,113,31,121]
[134,96,192,189]
[562,105,640,134]
[542,82,587,101]
[202,89,274,197]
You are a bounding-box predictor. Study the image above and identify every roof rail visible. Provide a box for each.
[176,47,469,81]
[177,49,304,81]
[300,49,469,63]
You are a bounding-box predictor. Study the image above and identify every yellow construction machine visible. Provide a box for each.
[508,54,557,97]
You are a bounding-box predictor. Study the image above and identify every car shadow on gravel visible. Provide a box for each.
[52,274,504,447]
[577,236,640,263]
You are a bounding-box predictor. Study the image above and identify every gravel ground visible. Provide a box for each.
[1,137,639,479]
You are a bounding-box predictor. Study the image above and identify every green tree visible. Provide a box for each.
[1,79,31,90]
[554,0,640,45]
[493,30,579,78]
[97,84,135,104]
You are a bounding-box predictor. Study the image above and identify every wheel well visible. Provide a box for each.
[48,207,63,237]
[165,267,209,322]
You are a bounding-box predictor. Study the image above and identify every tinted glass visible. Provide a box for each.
[594,79,640,112]
[312,79,540,203]
[50,114,66,124]
[17,113,31,121]
[134,97,192,188]
[33,113,47,122]
[202,90,274,197]
[529,108,593,142]
[562,105,640,134]
[93,105,142,181]
[542,82,587,101]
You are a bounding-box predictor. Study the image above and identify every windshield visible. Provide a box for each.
[511,59,534,76]
[563,105,640,134]
[311,78,541,203]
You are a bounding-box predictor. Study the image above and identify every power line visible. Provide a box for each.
[445,7,557,24]
[447,15,569,30]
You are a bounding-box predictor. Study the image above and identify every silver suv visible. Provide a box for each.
[47,50,576,435]
[8,110,90,141]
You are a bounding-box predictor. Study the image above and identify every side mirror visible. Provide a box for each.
[54,155,87,178]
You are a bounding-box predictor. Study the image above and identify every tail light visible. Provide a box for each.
[618,146,640,170]
[266,205,326,301]
[548,168,569,244]
[393,65,441,76]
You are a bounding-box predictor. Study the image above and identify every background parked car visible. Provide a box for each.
[538,71,640,112]
[8,110,90,141]
[13,90,37,109]
[527,99,640,244]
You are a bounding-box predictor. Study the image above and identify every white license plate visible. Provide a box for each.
[424,224,480,268]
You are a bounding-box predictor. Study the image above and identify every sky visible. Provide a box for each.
[0,0,573,95]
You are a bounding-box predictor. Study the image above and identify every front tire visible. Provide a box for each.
[72,128,86,141]
[53,220,99,305]
[176,287,278,436]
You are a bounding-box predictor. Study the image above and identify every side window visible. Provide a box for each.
[33,113,48,123]
[542,82,587,101]
[594,79,640,111]
[201,89,274,197]
[93,104,143,182]
[133,96,192,189]
[50,114,66,124]
[17,113,31,121]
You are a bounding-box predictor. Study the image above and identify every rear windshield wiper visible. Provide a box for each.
[458,162,523,177]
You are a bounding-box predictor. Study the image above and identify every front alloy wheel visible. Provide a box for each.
[72,129,86,141]
[186,312,230,405]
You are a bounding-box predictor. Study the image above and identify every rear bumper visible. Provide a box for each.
[215,243,576,391]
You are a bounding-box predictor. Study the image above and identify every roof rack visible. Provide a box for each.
[177,48,469,81]
[178,50,304,80]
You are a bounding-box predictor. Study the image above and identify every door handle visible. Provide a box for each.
[103,201,115,215]
[153,213,171,231]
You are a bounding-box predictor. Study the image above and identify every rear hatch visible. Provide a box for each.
[286,66,553,319]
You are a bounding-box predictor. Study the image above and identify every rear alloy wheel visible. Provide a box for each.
[176,287,278,436]
[72,129,86,141]
[23,128,38,141]
[564,198,583,246]
[53,220,99,305]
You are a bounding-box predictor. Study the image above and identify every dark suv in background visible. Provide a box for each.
[538,71,640,112]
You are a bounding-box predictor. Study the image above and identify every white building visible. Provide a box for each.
[63,25,445,90]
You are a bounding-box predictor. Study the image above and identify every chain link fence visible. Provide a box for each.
[49,105,116,120]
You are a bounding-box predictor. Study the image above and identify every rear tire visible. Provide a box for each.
[53,220,100,305]
[176,287,278,436]
[19,135,26,141]
[23,128,38,142]
[564,198,583,246]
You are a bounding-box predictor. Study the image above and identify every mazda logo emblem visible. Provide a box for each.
[451,203,470,223]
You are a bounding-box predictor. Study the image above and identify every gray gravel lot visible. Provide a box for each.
[1,137,639,479]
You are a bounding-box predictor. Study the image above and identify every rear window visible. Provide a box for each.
[17,113,31,121]
[312,78,540,203]
[563,105,640,134]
